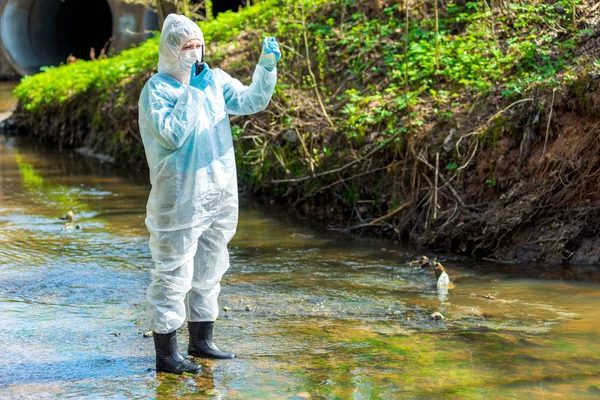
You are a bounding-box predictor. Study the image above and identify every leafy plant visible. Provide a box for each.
[12,0,593,192]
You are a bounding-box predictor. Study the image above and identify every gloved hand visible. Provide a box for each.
[257,37,281,71]
[189,62,212,90]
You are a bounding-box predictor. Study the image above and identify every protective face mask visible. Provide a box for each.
[179,48,203,71]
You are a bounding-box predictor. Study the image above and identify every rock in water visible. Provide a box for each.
[430,312,444,320]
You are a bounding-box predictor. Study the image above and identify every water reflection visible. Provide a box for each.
[437,286,449,302]
[154,361,221,399]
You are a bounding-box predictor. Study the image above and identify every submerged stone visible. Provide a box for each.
[430,312,444,320]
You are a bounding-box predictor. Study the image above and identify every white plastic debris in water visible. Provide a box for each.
[437,271,451,287]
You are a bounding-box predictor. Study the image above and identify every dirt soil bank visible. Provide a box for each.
[3,72,599,268]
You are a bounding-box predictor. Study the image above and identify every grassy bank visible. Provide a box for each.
[11,0,600,264]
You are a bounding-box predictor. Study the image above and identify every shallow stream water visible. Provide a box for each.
[1,84,599,399]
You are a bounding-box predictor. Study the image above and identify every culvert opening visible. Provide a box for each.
[0,0,113,76]
[212,0,245,16]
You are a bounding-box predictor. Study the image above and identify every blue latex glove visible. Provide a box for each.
[189,61,212,90]
[258,37,281,71]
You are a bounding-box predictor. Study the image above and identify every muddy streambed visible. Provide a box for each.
[1,85,600,399]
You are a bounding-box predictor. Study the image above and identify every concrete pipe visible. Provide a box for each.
[0,0,159,77]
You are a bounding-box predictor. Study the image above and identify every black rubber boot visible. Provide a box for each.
[188,321,236,359]
[153,330,201,374]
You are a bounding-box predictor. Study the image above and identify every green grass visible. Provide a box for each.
[14,37,158,112]
[13,0,594,184]
[15,0,587,112]
[12,0,285,112]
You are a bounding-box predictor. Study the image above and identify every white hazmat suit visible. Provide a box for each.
[138,14,277,334]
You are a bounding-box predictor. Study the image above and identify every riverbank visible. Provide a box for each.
[5,0,600,266]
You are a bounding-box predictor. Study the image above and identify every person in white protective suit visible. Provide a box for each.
[137,13,280,374]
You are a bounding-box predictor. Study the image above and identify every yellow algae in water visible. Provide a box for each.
[14,151,88,213]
